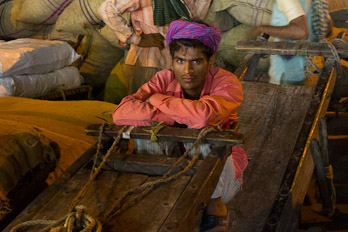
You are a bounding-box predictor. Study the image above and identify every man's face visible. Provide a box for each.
[172,46,213,99]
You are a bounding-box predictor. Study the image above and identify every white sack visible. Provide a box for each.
[0,38,80,77]
[0,67,82,98]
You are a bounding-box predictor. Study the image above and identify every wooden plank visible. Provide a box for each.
[160,146,229,232]
[267,62,336,232]
[99,152,197,176]
[85,124,244,146]
[227,82,315,232]
[235,41,348,58]
[104,175,191,231]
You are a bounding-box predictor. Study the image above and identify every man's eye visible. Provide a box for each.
[193,60,201,64]
[177,59,184,64]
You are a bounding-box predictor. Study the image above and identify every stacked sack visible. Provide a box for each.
[0,38,82,98]
[204,0,273,73]
[1,0,125,98]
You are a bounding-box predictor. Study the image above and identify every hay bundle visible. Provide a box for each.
[17,0,74,25]
[55,0,105,35]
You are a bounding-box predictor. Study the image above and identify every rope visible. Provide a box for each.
[10,124,127,232]
[142,121,167,142]
[10,125,216,231]
[312,0,329,41]
[10,206,102,232]
[305,39,342,82]
[101,127,216,223]
[68,125,128,212]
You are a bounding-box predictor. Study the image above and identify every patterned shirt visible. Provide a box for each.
[98,0,211,69]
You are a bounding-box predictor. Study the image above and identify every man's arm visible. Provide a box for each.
[249,0,309,40]
[250,15,309,40]
[147,73,243,129]
[113,73,175,126]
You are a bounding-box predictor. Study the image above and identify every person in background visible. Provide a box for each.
[112,19,248,232]
[98,0,211,94]
[249,0,329,85]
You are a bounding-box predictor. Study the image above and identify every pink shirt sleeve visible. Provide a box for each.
[112,73,176,126]
[113,69,243,129]
[149,74,243,129]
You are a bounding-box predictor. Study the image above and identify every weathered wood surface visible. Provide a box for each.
[4,143,230,232]
[235,40,348,58]
[86,124,245,146]
[226,81,314,231]
[228,64,335,232]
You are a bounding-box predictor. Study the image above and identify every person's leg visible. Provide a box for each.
[200,156,242,231]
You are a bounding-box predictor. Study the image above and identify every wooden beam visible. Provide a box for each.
[97,152,197,176]
[85,124,245,146]
[235,41,348,58]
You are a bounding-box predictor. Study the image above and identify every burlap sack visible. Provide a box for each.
[31,24,80,48]
[210,0,272,26]
[203,7,241,32]
[72,26,124,88]
[55,0,105,35]
[0,0,42,38]
[99,25,121,48]
[17,0,73,25]
[216,24,270,72]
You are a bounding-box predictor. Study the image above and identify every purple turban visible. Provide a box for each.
[165,20,221,52]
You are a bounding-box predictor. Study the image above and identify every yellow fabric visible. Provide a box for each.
[0,97,116,184]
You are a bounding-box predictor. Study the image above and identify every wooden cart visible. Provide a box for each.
[4,40,347,232]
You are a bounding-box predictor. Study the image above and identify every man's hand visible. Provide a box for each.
[137,33,165,49]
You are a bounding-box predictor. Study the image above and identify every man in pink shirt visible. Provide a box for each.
[113,19,248,232]
[98,0,211,94]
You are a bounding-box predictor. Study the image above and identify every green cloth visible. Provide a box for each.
[153,0,191,26]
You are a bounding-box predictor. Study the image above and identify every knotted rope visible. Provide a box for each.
[10,124,216,231]
[142,121,167,142]
[101,126,216,223]
[10,205,102,232]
